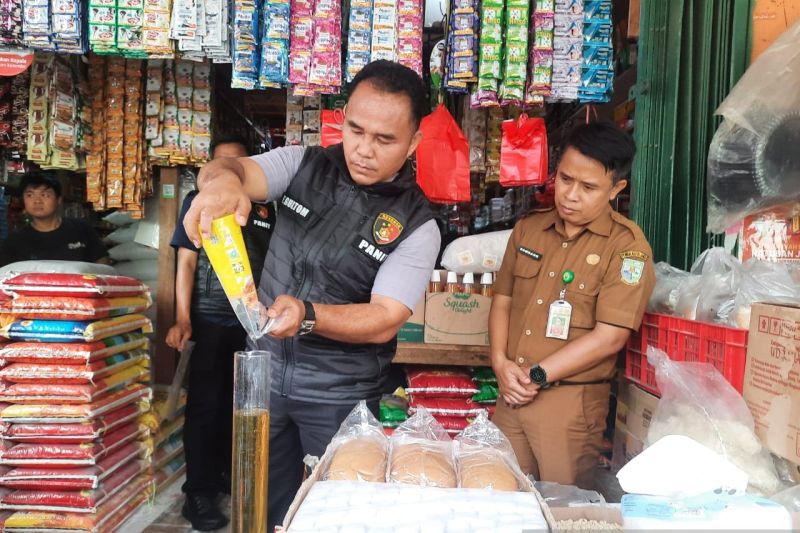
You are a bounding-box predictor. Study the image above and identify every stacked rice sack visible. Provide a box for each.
[405,366,491,436]
[0,273,155,532]
[139,385,187,493]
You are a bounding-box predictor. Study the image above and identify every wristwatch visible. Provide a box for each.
[529,364,550,389]
[298,300,316,336]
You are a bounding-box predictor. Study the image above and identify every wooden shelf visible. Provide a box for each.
[394,342,491,367]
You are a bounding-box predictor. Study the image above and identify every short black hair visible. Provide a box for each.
[211,133,249,156]
[560,122,637,184]
[348,60,427,130]
[20,172,61,198]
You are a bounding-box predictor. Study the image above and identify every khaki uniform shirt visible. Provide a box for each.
[494,207,655,382]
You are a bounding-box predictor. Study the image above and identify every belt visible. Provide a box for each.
[550,378,613,387]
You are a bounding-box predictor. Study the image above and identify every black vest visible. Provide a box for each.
[192,195,276,318]
[255,144,433,403]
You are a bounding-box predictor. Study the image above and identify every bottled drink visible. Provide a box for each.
[462,272,476,294]
[480,272,493,297]
[445,271,459,293]
[429,270,443,293]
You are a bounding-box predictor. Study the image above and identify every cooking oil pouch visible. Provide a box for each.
[200,215,280,340]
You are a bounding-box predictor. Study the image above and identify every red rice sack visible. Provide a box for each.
[0,423,149,467]
[0,350,148,385]
[0,364,149,404]
[0,458,146,513]
[0,296,151,321]
[405,367,479,398]
[432,415,471,436]
[1,473,151,532]
[0,315,152,343]
[0,334,148,365]
[1,404,145,443]
[0,384,151,423]
[0,442,148,490]
[0,273,148,298]
[408,397,487,417]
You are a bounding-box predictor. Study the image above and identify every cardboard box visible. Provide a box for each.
[612,379,659,471]
[751,0,800,62]
[397,297,425,343]
[423,272,491,346]
[742,303,800,465]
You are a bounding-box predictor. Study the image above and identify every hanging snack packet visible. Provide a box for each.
[200,215,281,340]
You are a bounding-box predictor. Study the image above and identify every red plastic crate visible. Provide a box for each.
[624,312,748,396]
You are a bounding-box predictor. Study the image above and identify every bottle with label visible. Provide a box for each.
[480,272,493,297]
[462,272,476,294]
[429,270,443,293]
[445,271,459,293]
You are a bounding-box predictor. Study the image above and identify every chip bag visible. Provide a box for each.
[500,114,548,186]
[320,109,344,148]
[416,104,471,203]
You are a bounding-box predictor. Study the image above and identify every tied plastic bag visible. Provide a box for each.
[706,20,800,233]
[440,230,512,274]
[454,411,528,491]
[499,114,548,187]
[388,406,456,488]
[645,347,783,496]
[647,262,690,314]
[416,104,471,204]
[320,109,344,148]
[675,248,739,322]
[323,401,388,483]
[728,260,800,328]
[200,215,283,340]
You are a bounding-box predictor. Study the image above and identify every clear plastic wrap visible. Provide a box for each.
[646,347,784,496]
[728,260,800,328]
[388,406,456,488]
[675,248,739,322]
[323,401,388,483]
[771,484,800,513]
[454,411,528,491]
[706,20,800,233]
[647,262,690,314]
[440,230,512,274]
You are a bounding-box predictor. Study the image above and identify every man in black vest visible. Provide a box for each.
[184,61,439,530]
[167,134,276,531]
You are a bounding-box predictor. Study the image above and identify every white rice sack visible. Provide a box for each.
[114,259,158,280]
[109,242,160,261]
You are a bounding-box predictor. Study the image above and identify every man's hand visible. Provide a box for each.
[166,320,192,351]
[265,295,305,338]
[183,173,251,247]
[493,358,539,407]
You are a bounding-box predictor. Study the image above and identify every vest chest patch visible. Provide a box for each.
[354,237,389,264]
[281,195,312,219]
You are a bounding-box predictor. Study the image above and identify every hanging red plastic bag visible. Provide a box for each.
[320,109,344,147]
[500,114,548,186]
[416,104,471,203]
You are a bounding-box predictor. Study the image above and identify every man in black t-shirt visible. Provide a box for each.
[0,174,109,267]
[166,134,275,531]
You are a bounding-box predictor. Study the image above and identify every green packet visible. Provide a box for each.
[472,367,498,383]
[472,382,499,403]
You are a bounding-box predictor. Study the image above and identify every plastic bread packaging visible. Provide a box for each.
[387,406,457,488]
[322,400,388,483]
[201,214,284,340]
[454,411,529,491]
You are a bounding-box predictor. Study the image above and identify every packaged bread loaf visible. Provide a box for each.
[454,411,528,491]
[388,406,456,488]
[323,400,388,483]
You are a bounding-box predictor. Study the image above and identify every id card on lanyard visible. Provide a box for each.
[545,271,574,340]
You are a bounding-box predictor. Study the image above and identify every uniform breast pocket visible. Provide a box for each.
[569,284,600,330]
[511,259,542,308]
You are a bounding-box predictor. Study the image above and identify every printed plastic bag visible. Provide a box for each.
[379,394,408,428]
[0,315,152,343]
[416,104,471,204]
[388,406,456,488]
[706,20,800,233]
[0,296,151,320]
[0,261,118,278]
[0,273,148,298]
[0,350,148,385]
[1,404,145,443]
[646,347,783,496]
[454,411,528,491]
[405,367,479,398]
[499,114,548,187]
[0,384,151,423]
[0,364,149,403]
[320,109,344,148]
[440,230,513,274]
[323,400,388,483]
[647,262,690,314]
[433,415,470,435]
[408,396,486,417]
[201,215,281,340]
[0,334,149,365]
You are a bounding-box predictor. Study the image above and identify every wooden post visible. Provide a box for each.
[154,166,179,384]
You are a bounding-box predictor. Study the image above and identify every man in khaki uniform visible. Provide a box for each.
[490,122,655,486]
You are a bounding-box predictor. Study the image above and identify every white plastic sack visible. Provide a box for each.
[134,198,160,249]
[102,210,135,227]
[441,230,512,274]
[105,224,138,245]
[109,242,160,261]
[0,261,118,277]
[114,259,158,281]
[617,435,749,498]
[648,262,690,314]
[646,347,783,496]
[622,492,792,530]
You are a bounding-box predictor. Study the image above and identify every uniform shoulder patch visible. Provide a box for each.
[620,250,647,285]
[373,212,403,246]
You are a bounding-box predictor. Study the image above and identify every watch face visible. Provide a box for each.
[530,365,546,384]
